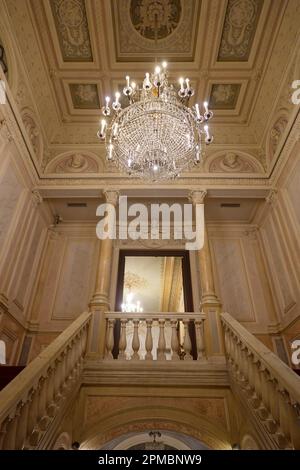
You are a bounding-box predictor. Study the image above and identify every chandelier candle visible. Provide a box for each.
[97,62,214,180]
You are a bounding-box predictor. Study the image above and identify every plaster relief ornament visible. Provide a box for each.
[53,153,98,173]
[22,112,43,159]
[130,0,182,40]
[209,152,256,173]
[269,116,288,159]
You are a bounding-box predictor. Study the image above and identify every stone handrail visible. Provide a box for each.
[221,312,300,449]
[0,311,92,450]
[105,311,206,361]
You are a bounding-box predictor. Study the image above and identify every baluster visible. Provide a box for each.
[2,414,18,450]
[249,357,262,409]
[61,349,67,395]
[224,327,230,358]
[0,418,8,450]
[106,319,115,359]
[227,330,234,367]
[15,401,29,449]
[258,366,271,420]
[73,335,81,377]
[195,320,205,360]
[54,358,63,402]
[69,339,76,379]
[118,319,127,360]
[145,319,153,361]
[81,326,88,357]
[243,346,253,398]
[64,345,72,387]
[183,320,192,361]
[26,388,39,442]
[277,388,292,448]
[157,320,166,361]
[171,320,180,361]
[232,335,239,376]
[46,367,56,417]
[263,374,279,434]
[37,376,50,431]
[131,320,140,360]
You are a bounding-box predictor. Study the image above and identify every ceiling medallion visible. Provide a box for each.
[97,62,213,180]
[130,0,182,40]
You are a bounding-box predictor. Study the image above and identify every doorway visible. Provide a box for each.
[114,250,195,359]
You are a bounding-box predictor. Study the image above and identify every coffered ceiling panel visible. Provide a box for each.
[50,0,93,61]
[112,0,201,61]
[209,84,241,109]
[217,0,264,62]
[69,83,100,108]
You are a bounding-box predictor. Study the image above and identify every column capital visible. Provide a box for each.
[265,188,278,206]
[31,189,43,207]
[188,190,207,205]
[102,189,119,206]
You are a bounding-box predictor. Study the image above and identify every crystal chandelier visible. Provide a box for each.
[121,292,143,313]
[97,62,213,180]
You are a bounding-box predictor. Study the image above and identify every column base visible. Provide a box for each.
[200,293,221,308]
[89,293,110,311]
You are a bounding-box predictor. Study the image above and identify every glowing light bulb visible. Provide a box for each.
[125,76,130,87]
[131,82,136,90]
[162,61,167,69]
[155,65,161,75]
[100,119,106,132]
[105,96,110,106]
[179,77,184,90]
[108,143,113,160]
[204,101,209,113]
[195,103,201,119]
[153,164,158,171]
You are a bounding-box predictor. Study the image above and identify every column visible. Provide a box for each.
[89,189,119,357]
[189,190,224,357]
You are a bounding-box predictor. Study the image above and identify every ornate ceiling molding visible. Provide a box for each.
[45,150,102,174]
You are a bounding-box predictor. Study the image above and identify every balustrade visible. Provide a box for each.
[0,311,91,450]
[104,312,206,361]
[221,312,300,450]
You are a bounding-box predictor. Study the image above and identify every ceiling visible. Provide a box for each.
[1,0,300,185]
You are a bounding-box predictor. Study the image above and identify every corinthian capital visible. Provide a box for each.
[265,189,278,206]
[103,189,119,206]
[188,190,207,205]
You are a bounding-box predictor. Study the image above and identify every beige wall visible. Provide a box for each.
[29,224,98,358]
[208,223,276,333]
[0,127,49,364]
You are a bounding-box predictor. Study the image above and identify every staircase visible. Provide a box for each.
[0,310,299,450]
[221,313,300,449]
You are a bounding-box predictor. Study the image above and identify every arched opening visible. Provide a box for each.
[100,430,210,450]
